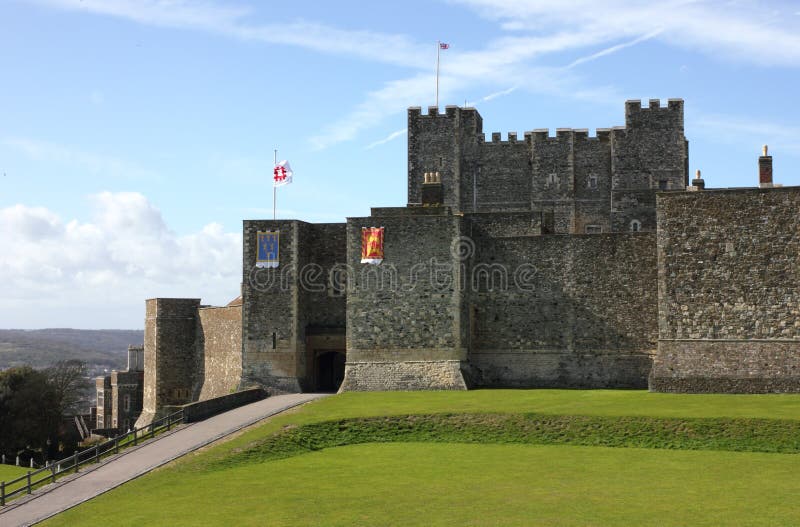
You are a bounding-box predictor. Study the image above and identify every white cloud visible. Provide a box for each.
[366,128,407,150]
[695,114,800,156]
[451,0,800,67]
[3,137,157,181]
[309,74,434,150]
[33,0,800,155]
[466,86,518,107]
[30,0,430,68]
[565,29,663,69]
[0,193,242,326]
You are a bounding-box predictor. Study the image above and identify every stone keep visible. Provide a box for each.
[135,98,800,418]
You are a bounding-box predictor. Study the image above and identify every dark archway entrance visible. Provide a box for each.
[316,351,346,392]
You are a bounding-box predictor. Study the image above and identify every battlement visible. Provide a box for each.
[408,105,480,118]
[529,128,612,142]
[484,131,520,144]
[625,98,684,129]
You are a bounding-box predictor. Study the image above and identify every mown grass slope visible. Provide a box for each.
[40,390,800,526]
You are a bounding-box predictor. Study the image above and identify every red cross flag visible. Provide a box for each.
[273,160,293,187]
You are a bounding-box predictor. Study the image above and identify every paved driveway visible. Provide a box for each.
[0,393,330,526]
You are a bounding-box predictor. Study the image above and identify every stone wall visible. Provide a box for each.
[242,220,303,393]
[169,388,267,423]
[407,106,482,209]
[135,298,200,428]
[242,220,347,393]
[342,206,469,390]
[406,100,687,235]
[652,187,800,392]
[468,229,657,388]
[197,304,242,400]
[472,136,529,212]
[111,370,143,432]
[339,361,468,391]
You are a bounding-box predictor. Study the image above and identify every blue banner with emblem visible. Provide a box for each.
[256,230,279,268]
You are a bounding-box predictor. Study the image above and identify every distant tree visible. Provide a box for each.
[0,367,60,460]
[45,360,88,416]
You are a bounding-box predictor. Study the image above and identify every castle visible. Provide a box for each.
[134,99,800,427]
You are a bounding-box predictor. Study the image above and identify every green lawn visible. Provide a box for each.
[44,443,800,526]
[0,464,29,483]
[38,390,800,526]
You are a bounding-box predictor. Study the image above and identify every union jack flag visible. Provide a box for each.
[439,42,450,50]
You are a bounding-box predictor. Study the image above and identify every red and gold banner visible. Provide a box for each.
[361,227,384,264]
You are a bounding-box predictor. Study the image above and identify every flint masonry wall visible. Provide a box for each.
[341,206,469,391]
[610,99,688,232]
[651,187,800,392]
[407,100,687,235]
[468,228,657,388]
[408,106,482,210]
[242,220,346,393]
[242,220,303,393]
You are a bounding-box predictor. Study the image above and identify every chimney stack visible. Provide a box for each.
[421,171,443,205]
[759,145,773,188]
[691,169,705,190]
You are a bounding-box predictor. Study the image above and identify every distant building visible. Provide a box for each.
[94,345,144,434]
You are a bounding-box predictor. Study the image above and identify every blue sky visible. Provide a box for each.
[2,0,799,329]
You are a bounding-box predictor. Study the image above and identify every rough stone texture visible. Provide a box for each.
[344,206,469,390]
[340,361,468,391]
[651,340,800,393]
[468,231,657,388]
[242,220,346,393]
[135,100,800,397]
[135,298,200,428]
[652,187,800,392]
[407,100,687,234]
[197,305,242,400]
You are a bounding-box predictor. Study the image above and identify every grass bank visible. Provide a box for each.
[38,390,800,526]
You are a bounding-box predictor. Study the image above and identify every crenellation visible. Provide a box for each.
[573,129,589,140]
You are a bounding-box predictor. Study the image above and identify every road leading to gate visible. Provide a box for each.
[0,393,330,527]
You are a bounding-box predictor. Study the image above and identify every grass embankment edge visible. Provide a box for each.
[210,412,800,469]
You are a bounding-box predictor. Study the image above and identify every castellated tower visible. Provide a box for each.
[406,99,687,234]
[135,298,200,428]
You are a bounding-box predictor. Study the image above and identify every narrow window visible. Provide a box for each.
[658,179,668,190]
[272,332,277,350]
[588,175,598,190]
[123,394,131,412]
[630,220,641,232]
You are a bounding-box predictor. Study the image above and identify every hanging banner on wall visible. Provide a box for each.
[361,227,384,264]
[256,230,280,268]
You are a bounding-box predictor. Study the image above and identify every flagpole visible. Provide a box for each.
[273,149,277,220]
[435,41,440,107]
